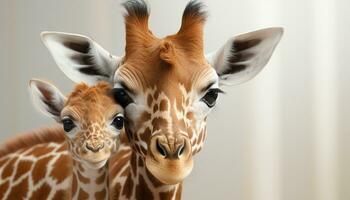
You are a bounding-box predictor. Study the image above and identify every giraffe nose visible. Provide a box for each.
[147,134,193,184]
[151,134,190,159]
[86,143,104,153]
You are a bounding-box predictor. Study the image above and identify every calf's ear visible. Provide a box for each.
[29,79,66,122]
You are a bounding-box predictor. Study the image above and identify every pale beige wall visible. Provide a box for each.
[0,0,349,199]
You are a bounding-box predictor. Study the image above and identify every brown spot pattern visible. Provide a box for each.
[122,175,134,198]
[136,175,154,200]
[186,111,194,120]
[153,104,158,112]
[152,117,168,132]
[140,127,151,143]
[29,183,51,200]
[0,181,9,199]
[52,190,68,200]
[14,160,33,181]
[147,94,153,107]
[78,188,89,200]
[138,112,151,126]
[32,155,53,184]
[6,177,29,199]
[159,99,168,111]
[95,171,106,185]
[2,157,17,179]
[50,154,72,184]
[112,183,121,200]
[153,90,160,100]
[95,188,107,200]
[77,170,90,184]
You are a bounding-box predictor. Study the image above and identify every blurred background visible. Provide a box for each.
[0,0,349,199]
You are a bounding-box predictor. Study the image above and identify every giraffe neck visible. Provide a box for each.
[111,145,182,200]
[72,160,109,200]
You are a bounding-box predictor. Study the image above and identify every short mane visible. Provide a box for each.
[0,126,65,157]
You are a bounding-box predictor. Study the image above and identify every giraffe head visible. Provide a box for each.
[41,0,283,184]
[29,80,124,169]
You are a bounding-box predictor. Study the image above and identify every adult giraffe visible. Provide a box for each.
[41,0,283,199]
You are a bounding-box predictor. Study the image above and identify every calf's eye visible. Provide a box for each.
[112,115,124,130]
[62,118,75,132]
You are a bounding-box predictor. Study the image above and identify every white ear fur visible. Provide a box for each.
[206,27,283,86]
[41,32,122,85]
[29,79,66,122]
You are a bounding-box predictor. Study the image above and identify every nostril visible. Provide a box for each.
[177,143,185,157]
[98,143,104,150]
[86,143,104,153]
[86,144,95,152]
[156,140,167,157]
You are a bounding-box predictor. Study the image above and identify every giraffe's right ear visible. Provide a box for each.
[41,32,122,85]
[29,79,66,122]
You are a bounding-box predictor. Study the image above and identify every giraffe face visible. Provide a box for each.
[62,83,124,169]
[30,81,124,169]
[114,58,220,151]
[61,110,123,170]
[113,56,220,183]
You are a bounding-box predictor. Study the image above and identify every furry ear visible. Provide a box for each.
[29,79,66,122]
[41,32,122,85]
[206,27,283,85]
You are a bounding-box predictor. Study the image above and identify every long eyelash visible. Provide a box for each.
[60,115,75,123]
[111,113,124,121]
[209,88,225,94]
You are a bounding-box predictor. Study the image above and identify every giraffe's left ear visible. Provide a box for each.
[206,27,283,86]
[29,79,66,122]
[41,32,122,85]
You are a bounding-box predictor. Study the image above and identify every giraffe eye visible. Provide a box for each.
[61,118,75,132]
[112,88,134,108]
[112,115,124,130]
[201,88,222,108]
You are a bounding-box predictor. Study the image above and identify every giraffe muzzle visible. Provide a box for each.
[146,134,193,184]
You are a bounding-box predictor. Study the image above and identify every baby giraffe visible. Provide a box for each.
[29,79,124,200]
